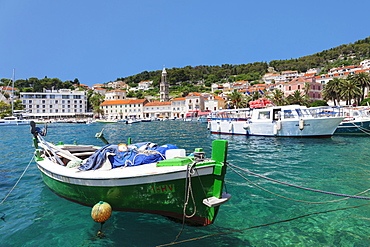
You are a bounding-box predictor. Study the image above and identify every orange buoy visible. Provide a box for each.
[91,201,112,223]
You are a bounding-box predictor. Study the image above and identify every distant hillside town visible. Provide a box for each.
[1,57,370,120]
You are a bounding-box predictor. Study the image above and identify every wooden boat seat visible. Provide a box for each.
[73,151,96,157]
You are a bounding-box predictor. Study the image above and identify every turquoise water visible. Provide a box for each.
[1,121,369,246]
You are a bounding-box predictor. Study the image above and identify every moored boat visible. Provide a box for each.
[0,116,30,126]
[334,106,370,134]
[30,122,230,226]
[95,119,118,123]
[209,105,345,137]
[126,119,141,124]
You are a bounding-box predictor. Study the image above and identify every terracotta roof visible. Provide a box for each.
[355,69,370,74]
[145,101,171,106]
[107,89,125,93]
[100,99,147,106]
[206,95,225,101]
[251,84,268,88]
[94,87,106,91]
[186,92,202,97]
[171,97,186,101]
[282,70,298,74]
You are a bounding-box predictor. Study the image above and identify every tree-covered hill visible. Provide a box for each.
[118,36,370,87]
[269,37,370,73]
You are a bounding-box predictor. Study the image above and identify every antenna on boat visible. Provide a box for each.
[11,69,15,116]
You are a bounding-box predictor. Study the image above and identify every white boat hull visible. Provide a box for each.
[209,105,345,137]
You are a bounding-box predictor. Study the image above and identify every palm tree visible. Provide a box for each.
[270,89,285,106]
[88,92,105,117]
[322,78,342,106]
[303,82,311,96]
[251,90,261,101]
[348,72,370,102]
[286,90,308,106]
[339,78,362,105]
[227,90,244,109]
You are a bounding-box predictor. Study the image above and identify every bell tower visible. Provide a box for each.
[160,67,169,102]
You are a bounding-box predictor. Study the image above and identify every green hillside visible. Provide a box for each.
[118,36,370,87]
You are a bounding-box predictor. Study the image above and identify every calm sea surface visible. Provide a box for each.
[1,121,369,246]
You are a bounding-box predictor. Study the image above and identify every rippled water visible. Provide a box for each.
[0,122,369,246]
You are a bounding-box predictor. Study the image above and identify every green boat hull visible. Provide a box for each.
[39,165,223,226]
[33,138,229,226]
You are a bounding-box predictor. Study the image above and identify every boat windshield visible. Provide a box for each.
[210,109,251,119]
[283,110,295,119]
[258,111,270,119]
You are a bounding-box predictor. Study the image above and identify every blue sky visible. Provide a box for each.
[1,0,369,87]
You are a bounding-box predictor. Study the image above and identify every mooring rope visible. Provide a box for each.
[172,162,198,243]
[157,202,370,247]
[227,163,370,203]
[227,162,370,200]
[0,156,34,205]
[349,121,370,135]
[0,155,34,221]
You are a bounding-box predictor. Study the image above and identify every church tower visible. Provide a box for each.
[160,67,169,102]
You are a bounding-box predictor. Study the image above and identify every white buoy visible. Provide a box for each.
[299,119,305,130]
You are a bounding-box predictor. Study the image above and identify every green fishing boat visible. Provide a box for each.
[30,122,230,226]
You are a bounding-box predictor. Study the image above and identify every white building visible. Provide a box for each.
[20,89,88,119]
[170,97,187,119]
[185,92,204,111]
[105,89,127,100]
[204,95,225,111]
[100,99,148,119]
[137,81,153,91]
[107,81,129,90]
[143,101,172,119]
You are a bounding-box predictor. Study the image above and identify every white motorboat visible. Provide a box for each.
[208,105,345,138]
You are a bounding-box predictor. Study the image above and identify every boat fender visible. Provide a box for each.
[229,122,233,132]
[243,122,250,130]
[273,124,278,135]
[207,121,210,130]
[118,143,128,152]
[299,119,304,130]
[217,122,221,132]
[276,120,282,130]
